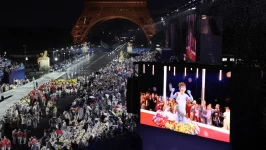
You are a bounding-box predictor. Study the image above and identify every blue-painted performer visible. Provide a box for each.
[169,82,193,124]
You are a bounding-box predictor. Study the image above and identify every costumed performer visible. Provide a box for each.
[169,82,193,124]
[223,107,230,130]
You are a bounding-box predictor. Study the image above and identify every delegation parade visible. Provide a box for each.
[0,51,156,150]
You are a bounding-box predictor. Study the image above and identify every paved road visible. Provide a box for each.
[0,72,66,119]
[2,49,121,150]
[25,47,119,80]
[62,50,120,79]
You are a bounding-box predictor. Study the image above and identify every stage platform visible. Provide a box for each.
[0,72,66,119]
[140,109,229,143]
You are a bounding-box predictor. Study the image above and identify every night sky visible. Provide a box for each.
[0,0,188,52]
[0,0,187,27]
[0,0,83,28]
[0,0,265,64]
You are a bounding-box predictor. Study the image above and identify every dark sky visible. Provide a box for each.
[0,0,189,51]
[0,0,84,27]
[1,0,265,64]
[0,0,187,28]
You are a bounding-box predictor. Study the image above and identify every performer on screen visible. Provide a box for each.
[223,107,230,130]
[169,82,194,124]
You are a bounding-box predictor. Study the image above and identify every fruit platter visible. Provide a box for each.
[152,112,200,135]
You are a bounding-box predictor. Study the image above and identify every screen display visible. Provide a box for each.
[186,14,197,62]
[140,65,231,142]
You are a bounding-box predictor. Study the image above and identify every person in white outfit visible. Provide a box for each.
[17,129,23,145]
[169,82,193,124]
[223,107,230,130]
[23,130,27,144]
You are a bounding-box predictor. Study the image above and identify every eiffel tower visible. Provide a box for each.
[72,0,157,44]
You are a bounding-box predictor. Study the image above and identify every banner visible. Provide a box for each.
[186,14,197,62]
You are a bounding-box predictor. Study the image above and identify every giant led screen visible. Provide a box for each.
[139,65,231,142]
[186,14,197,62]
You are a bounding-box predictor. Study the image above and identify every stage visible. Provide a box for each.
[140,109,229,143]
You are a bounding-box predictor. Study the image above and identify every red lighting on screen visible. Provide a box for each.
[186,15,197,62]
[140,67,231,143]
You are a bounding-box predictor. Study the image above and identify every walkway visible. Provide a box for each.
[0,71,66,119]
[1,49,121,150]
[0,48,121,120]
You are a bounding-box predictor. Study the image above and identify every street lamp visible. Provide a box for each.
[53,51,55,60]
[61,49,64,61]
[25,57,28,67]
[56,50,58,58]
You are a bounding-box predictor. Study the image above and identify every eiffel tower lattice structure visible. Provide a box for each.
[72,0,157,44]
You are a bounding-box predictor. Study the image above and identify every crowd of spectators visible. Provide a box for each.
[0,56,26,94]
[0,51,156,150]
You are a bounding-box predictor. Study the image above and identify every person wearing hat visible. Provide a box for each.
[169,82,194,124]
